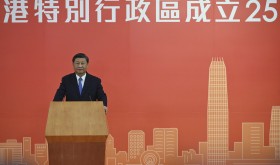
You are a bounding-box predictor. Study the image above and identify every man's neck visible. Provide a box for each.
[76,73,86,77]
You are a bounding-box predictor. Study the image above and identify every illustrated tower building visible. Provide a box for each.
[243,122,275,159]
[270,106,280,159]
[153,128,178,163]
[23,137,35,164]
[0,139,23,165]
[128,130,145,163]
[207,58,229,165]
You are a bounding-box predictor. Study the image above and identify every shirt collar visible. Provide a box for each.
[76,73,87,80]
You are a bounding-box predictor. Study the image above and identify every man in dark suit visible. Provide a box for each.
[53,53,107,112]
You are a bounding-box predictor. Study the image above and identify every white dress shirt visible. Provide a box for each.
[76,73,86,88]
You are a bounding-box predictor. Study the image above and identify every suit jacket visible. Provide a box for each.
[53,73,107,106]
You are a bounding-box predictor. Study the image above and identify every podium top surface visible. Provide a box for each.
[45,101,108,140]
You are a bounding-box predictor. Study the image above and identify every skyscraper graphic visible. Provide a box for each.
[270,106,280,159]
[106,134,117,165]
[207,58,229,165]
[128,130,145,163]
[0,139,23,165]
[243,122,275,159]
[35,143,48,165]
[23,137,36,164]
[23,137,32,158]
[153,128,178,163]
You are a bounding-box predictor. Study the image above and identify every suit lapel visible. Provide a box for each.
[81,75,90,97]
[71,73,80,97]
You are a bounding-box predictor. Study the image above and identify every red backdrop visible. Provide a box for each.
[0,0,280,154]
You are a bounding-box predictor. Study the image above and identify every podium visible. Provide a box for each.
[45,101,108,165]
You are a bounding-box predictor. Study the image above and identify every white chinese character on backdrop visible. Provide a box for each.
[65,0,89,23]
[4,0,28,23]
[215,0,240,22]
[95,0,120,22]
[156,0,180,22]
[186,0,211,22]
[126,0,150,22]
[34,0,59,23]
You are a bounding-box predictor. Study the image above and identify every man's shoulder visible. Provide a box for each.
[62,73,76,79]
[86,73,101,81]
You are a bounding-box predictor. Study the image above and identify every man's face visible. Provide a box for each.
[73,58,88,76]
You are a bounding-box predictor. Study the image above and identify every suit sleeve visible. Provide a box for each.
[53,78,66,101]
[97,79,107,106]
